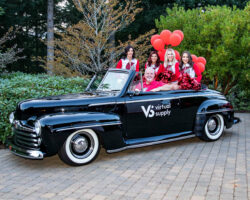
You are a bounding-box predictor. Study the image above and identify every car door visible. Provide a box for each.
[178,90,206,131]
[125,91,182,139]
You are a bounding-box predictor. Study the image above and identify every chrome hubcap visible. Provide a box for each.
[72,137,89,153]
[69,132,95,159]
[208,118,217,132]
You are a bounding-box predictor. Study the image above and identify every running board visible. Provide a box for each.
[107,134,196,153]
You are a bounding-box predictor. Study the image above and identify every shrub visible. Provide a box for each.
[155,4,250,96]
[0,72,90,143]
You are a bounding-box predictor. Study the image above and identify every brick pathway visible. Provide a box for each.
[0,113,248,200]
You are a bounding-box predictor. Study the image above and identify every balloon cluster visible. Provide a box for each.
[151,29,207,73]
[151,29,183,62]
[191,55,206,73]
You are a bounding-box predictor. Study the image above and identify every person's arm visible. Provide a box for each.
[193,63,202,82]
[157,64,164,76]
[116,59,122,69]
[151,83,172,92]
[175,62,180,78]
[136,60,140,72]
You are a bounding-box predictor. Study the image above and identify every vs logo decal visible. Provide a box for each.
[141,103,171,118]
[141,105,155,118]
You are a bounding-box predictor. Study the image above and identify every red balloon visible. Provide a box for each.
[191,54,198,63]
[158,49,166,61]
[160,30,172,45]
[153,39,165,51]
[173,30,184,41]
[174,50,180,61]
[197,57,206,65]
[197,62,205,73]
[169,33,181,47]
[151,35,161,45]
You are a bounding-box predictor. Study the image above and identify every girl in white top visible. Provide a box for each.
[116,45,139,72]
[161,48,180,82]
[144,51,163,77]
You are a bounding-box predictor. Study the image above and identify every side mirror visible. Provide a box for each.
[127,89,140,97]
[134,89,140,95]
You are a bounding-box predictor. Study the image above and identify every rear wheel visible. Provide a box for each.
[58,129,100,166]
[200,114,224,141]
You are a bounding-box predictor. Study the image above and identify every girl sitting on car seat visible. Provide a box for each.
[116,45,140,72]
[160,48,180,82]
[179,51,202,83]
[144,51,163,78]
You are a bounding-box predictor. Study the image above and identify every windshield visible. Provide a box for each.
[97,71,129,91]
[86,70,130,92]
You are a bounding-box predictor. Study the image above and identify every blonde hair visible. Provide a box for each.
[164,48,177,68]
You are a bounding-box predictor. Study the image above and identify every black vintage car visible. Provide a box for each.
[7,69,240,166]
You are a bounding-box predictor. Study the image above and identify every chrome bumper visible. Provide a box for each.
[7,140,45,159]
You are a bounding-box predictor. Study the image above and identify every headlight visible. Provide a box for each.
[35,121,41,136]
[9,112,14,124]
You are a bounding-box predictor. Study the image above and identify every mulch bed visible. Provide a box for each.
[0,142,6,149]
[235,110,250,113]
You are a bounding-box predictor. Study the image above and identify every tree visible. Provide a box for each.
[52,0,154,75]
[155,4,250,95]
[0,0,81,73]
[0,7,24,73]
[0,7,3,15]
[47,0,54,74]
[117,0,248,43]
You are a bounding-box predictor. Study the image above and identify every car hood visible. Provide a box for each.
[15,91,117,121]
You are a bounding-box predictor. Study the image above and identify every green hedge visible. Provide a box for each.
[0,72,90,143]
[155,4,250,96]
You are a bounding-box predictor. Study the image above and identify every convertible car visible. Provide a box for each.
[7,69,240,166]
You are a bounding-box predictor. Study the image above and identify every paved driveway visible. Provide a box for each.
[0,113,248,200]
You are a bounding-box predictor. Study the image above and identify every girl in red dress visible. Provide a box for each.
[116,45,139,72]
[179,51,202,83]
[144,51,163,77]
[161,48,180,82]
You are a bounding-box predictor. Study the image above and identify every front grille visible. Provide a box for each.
[13,121,41,149]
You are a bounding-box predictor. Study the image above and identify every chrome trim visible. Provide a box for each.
[55,122,122,132]
[89,94,223,106]
[13,120,34,132]
[9,112,14,124]
[89,102,121,107]
[107,134,196,153]
[14,129,37,138]
[7,140,44,160]
[125,94,223,104]
[197,109,233,114]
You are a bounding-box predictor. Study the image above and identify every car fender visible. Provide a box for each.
[194,99,234,136]
[38,112,125,155]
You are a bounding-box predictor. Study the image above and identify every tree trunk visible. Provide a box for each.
[47,0,54,74]
[222,75,232,95]
[35,16,38,70]
[109,33,115,68]
[224,79,237,95]
[214,74,218,90]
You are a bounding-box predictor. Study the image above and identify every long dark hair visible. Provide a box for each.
[122,45,136,59]
[147,51,161,67]
[179,51,193,70]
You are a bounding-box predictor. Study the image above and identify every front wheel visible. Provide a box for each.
[200,114,225,141]
[58,129,100,166]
